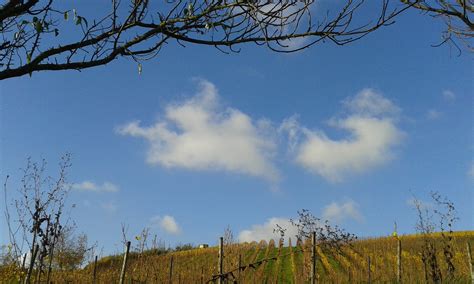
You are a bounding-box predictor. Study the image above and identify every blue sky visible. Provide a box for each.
[1,4,473,254]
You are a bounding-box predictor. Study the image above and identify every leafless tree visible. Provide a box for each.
[412,191,458,283]
[0,0,416,80]
[400,0,473,51]
[413,196,443,283]
[2,154,73,283]
[223,225,235,246]
[275,209,357,251]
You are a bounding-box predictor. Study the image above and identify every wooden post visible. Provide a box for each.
[397,239,402,283]
[35,251,42,284]
[467,242,474,284]
[238,254,242,283]
[92,255,98,284]
[169,256,174,284]
[119,241,131,284]
[367,256,371,284]
[218,237,224,284]
[311,231,317,284]
[24,244,39,284]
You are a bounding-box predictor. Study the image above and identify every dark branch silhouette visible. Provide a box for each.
[0,0,415,80]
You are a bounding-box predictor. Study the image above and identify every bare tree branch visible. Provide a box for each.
[400,0,473,51]
[0,0,416,80]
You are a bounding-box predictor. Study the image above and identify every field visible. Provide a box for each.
[2,231,473,283]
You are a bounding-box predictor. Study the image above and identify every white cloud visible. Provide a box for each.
[426,109,442,120]
[296,117,402,182]
[322,200,363,223]
[238,217,298,243]
[72,181,119,193]
[442,90,456,101]
[117,79,278,182]
[285,89,404,182]
[151,215,181,235]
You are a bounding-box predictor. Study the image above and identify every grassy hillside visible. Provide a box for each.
[2,231,474,283]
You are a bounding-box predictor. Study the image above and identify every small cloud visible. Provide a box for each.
[72,181,119,193]
[279,115,301,152]
[343,88,401,117]
[101,201,118,213]
[322,200,363,223]
[238,217,298,243]
[151,215,181,235]
[442,90,456,101]
[426,109,442,120]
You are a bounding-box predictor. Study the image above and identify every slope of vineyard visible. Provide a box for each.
[2,231,474,283]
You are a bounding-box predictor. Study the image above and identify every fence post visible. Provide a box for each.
[169,256,174,284]
[311,231,317,284]
[119,241,131,284]
[467,242,474,284]
[397,239,402,283]
[200,266,204,284]
[24,244,39,284]
[92,255,98,284]
[35,250,43,284]
[218,237,224,284]
[367,256,371,284]
[238,254,242,283]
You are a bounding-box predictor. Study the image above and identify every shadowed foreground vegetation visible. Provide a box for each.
[2,231,473,283]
